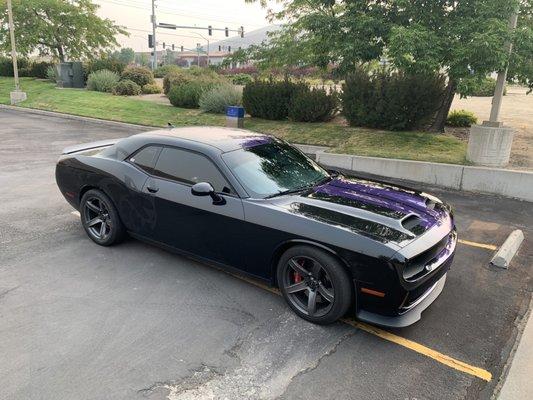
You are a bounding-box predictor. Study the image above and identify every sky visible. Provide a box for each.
[93,0,279,52]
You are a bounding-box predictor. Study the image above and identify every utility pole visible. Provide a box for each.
[151,0,157,69]
[6,0,26,104]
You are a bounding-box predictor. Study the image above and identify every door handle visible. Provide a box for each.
[146,186,159,193]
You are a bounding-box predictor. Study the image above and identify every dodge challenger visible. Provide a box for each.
[56,127,457,326]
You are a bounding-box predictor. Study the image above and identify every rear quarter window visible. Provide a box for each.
[129,145,161,173]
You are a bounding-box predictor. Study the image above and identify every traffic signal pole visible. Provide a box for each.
[151,0,157,69]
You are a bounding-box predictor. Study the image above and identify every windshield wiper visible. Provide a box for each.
[265,174,333,199]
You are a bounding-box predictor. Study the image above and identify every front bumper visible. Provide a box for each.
[356,272,447,328]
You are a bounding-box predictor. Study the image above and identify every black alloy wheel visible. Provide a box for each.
[277,245,353,324]
[80,189,125,246]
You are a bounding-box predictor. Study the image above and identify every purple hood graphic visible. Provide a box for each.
[303,177,449,233]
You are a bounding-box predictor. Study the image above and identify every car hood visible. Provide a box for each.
[272,176,451,247]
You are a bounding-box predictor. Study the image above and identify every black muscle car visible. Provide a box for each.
[56,127,457,326]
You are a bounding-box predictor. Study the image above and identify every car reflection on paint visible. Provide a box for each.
[56,127,456,326]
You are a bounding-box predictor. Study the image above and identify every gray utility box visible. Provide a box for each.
[56,62,84,88]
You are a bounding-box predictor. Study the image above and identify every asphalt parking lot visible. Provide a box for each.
[1,107,531,400]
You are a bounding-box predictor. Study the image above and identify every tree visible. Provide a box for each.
[112,48,135,65]
[247,0,532,132]
[0,0,126,62]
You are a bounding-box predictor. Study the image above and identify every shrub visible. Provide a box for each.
[154,64,181,78]
[0,56,30,76]
[242,80,306,120]
[341,69,445,130]
[168,81,212,108]
[163,67,226,94]
[141,83,163,94]
[121,66,154,87]
[199,84,242,113]
[457,76,504,97]
[46,66,57,82]
[86,57,126,76]
[446,110,478,127]
[30,61,54,79]
[113,79,142,96]
[231,73,253,85]
[288,88,338,122]
[86,69,120,93]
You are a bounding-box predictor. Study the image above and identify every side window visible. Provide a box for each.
[129,146,161,173]
[153,147,233,194]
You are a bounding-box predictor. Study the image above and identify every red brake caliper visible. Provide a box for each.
[293,259,304,283]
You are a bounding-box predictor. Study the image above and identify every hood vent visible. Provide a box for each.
[401,215,427,236]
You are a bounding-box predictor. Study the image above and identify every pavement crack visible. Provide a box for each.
[0,285,20,300]
[279,329,357,398]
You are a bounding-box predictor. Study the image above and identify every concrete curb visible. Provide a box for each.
[490,230,525,269]
[2,105,532,202]
[313,152,533,203]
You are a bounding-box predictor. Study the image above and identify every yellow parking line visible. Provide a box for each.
[342,319,492,382]
[227,271,492,382]
[458,239,498,251]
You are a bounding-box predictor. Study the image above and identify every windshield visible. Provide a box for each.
[222,139,330,198]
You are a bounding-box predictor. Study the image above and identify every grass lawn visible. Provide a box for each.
[0,77,468,164]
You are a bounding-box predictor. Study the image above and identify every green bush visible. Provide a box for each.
[46,66,57,82]
[113,79,142,96]
[0,57,30,76]
[288,88,338,122]
[86,69,120,93]
[86,57,126,76]
[231,73,253,85]
[341,69,445,130]
[121,66,154,87]
[242,80,306,120]
[446,110,478,127]
[163,67,226,94]
[199,84,242,113]
[141,83,163,94]
[154,64,181,78]
[168,81,212,108]
[30,61,54,79]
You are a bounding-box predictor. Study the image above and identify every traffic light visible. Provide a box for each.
[162,42,166,49]
[148,34,154,48]
[240,26,244,38]
[180,46,184,52]
[208,25,212,36]
[225,27,229,37]
[218,45,221,51]
[172,44,175,51]
[228,45,231,52]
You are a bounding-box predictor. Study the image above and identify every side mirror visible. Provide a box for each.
[191,182,226,205]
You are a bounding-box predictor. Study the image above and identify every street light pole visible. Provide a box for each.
[189,32,210,66]
[488,10,519,124]
[6,0,26,104]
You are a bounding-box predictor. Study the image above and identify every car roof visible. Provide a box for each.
[135,126,272,153]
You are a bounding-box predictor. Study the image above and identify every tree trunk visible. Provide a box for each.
[429,79,457,133]
[57,46,65,63]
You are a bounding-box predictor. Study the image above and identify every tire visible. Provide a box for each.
[277,245,353,325]
[80,189,125,246]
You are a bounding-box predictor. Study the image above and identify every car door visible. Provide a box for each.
[143,146,246,268]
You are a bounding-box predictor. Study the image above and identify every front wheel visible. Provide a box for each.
[80,189,125,246]
[277,245,353,325]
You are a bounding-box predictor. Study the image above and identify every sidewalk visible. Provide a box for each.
[498,298,533,399]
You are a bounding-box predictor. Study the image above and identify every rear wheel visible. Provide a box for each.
[277,245,353,325]
[80,189,125,246]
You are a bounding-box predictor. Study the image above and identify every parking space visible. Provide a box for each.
[1,108,531,400]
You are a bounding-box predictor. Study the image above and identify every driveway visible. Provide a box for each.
[0,108,531,399]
